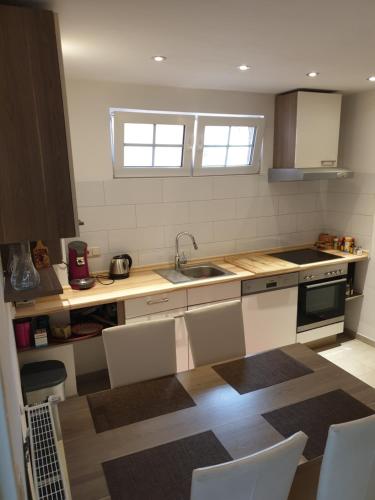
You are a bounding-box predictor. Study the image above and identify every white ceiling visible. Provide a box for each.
[41,0,375,93]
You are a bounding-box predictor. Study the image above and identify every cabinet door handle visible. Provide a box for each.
[146,297,169,305]
[321,160,336,167]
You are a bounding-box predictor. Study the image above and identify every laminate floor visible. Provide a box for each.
[319,339,375,387]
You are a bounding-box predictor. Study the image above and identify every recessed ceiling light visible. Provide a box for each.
[152,55,166,62]
[306,71,319,78]
[238,64,251,71]
[367,75,375,82]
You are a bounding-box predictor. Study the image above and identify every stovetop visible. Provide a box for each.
[270,248,343,265]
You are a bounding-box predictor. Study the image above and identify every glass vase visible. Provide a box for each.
[10,241,40,291]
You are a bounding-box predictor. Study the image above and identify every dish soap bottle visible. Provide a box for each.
[10,241,40,290]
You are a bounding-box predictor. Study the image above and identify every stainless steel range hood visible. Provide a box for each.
[268,167,354,182]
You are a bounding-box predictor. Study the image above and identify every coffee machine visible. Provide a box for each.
[68,241,95,290]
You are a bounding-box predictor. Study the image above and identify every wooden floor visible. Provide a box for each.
[59,343,375,500]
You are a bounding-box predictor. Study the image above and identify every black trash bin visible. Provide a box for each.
[21,360,67,404]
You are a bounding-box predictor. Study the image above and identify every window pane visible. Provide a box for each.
[154,147,182,167]
[124,123,153,144]
[124,146,153,167]
[202,146,227,167]
[155,124,184,145]
[229,126,255,146]
[204,126,229,146]
[227,147,251,166]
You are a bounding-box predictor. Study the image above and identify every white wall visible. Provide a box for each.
[0,262,27,499]
[66,79,326,271]
[324,88,375,341]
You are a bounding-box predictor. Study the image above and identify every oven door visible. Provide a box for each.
[297,277,347,332]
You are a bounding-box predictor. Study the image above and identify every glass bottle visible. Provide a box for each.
[7,243,20,275]
[10,241,40,290]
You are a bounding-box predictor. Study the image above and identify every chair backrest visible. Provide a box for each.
[102,318,176,388]
[184,300,246,367]
[190,431,307,500]
[317,414,375,500]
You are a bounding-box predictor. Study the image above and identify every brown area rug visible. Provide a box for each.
[102,431,232,500]
[213,349,313,394]
[87,375,196,433]
[262,389,374,459]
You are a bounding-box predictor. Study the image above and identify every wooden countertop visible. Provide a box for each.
[58,343,375,500]
[225,247,368,277]
[14,259,250,319]
[14,246,368,319]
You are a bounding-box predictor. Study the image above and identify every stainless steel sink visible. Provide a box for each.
[154,263,234,284]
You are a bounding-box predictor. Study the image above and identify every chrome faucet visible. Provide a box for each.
[175,232,198,270]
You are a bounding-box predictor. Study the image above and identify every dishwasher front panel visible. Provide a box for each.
[242,286,298,355]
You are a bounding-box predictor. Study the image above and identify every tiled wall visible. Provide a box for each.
[323,89,375,342]
[323,174,375,251]
[65,79,326,272]
[76,175,325,272]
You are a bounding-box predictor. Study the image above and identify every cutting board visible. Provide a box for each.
[225,253,300,277]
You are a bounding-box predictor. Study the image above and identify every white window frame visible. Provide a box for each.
[112,110,195,178]
[193,115,265,176]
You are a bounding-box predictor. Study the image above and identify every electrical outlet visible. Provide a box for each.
[87,246,101,257]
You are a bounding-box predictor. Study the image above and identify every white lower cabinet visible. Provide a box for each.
[242,287,298,355]
[125,308,189,372]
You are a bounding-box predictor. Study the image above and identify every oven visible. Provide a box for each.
[297,263,348,333]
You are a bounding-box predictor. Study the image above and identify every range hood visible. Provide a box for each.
[268,167,353,182]
[269,89,354,182]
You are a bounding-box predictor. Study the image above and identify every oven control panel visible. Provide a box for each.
[299,262,348,282]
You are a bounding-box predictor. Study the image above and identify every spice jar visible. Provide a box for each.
[343,236,354,253]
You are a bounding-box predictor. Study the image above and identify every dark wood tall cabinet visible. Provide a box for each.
[0,4,77,244]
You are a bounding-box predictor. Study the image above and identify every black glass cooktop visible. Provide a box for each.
[270,249,343,265]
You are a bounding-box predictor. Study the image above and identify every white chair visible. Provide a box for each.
[190,431,307,500]
[316,414,375,500]
[102,318,176,388]
[184,300,246,367]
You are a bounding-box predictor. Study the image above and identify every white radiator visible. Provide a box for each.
[25,401,71,500]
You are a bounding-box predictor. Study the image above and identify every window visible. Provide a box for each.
[194,115,264,176]
[111,110,264,178]
[112,111,194,177]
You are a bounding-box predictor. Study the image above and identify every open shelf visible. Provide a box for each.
[4,267,63,303]
[345,291,364,302]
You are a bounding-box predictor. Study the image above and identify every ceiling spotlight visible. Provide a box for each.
[152,55,166,62]
[367,75,375,82]
[238,64,251,71]
[306,71,319,78]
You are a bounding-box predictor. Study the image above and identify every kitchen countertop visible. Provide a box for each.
[14,246,368,319]
[225,247,368,277]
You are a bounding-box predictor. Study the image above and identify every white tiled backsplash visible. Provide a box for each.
[323,174,375,252]
[75,175,326,272]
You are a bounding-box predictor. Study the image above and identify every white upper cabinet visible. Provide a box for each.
[295,91,342,168]
[273,90,342,169]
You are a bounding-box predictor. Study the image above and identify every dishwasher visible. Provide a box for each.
[241,272,299,355]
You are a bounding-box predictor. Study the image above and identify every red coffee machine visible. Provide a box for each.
[68,241,95,290]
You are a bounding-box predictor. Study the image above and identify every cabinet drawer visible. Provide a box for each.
[125,290,187,319]
[187,281,241,306]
